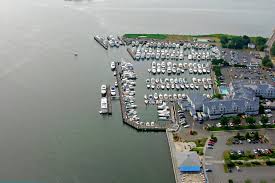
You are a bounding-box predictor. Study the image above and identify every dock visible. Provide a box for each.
[94,36,108,50]
[115,61,170,131]
[126,48,136,60]
[106,85,112,114]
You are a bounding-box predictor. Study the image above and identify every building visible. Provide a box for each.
[248,43,256,49]
[187,93,210,111]
[177,152,201,173]
[231,81,275,99]
[202,82,259,119]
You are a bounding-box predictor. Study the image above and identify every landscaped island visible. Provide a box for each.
[123,33,268,51]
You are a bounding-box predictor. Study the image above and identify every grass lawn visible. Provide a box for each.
[191,147,204,155]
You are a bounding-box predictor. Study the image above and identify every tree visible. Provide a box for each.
[242,35,251,46]
[232,116,241,126]
[259,104,265,114]
[245,179,252,183]
[221,117,230,126]
[271,43,275,56]
[235,132,241,139]
[220,36,229,47]
[254,131,259,140]
[262,56,273,68]
[245,132,251,139]
[246,117,256,126]
[255,36,267,51]
[260,115,269,126]
[228,180,234,183]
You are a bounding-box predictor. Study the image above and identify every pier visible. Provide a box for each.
[94,36,108,50]
[106,85,112,115]
[126,48,136,60]
[115,61,171,131]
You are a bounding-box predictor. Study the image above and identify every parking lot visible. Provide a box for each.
[205,130,275,183]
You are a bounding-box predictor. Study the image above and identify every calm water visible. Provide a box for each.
[0,0,274,182]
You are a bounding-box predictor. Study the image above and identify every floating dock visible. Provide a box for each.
[115,62,170,131]
[94,36,108,50]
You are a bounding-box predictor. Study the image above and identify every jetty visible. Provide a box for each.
[126,48,136,60]
[94,36,108,50]
[115,62,170,131]
[106,85,112,114]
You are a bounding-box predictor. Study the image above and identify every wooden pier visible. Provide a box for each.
[94,36,108,50]
[106,85,112,115]
[114,61,170,132]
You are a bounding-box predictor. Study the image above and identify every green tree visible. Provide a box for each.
[246,117,256,126]
[232,116,241,126]
[271,43,275,56]
[220,36,229,47]
[228,180,234,183]
[262,56,273,68]
[221,117,230,126]
[254,131,259,140]
[245,179,252,183]
[242,35,251,46]
[259,104,265,114]
[245,132,251,139]
[255,36,267,51]
[261,115,269,126]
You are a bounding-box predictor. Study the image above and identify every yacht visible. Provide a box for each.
[144,94,148,99]
[189,68,193,74]
[190,84,194,90]
[111,62,116,70]
[101,84,107,95]
[195,85,199,90]
[110,86,116,96]
[185,84,189,89]
[154,93,158,100]
[204,84,208,90]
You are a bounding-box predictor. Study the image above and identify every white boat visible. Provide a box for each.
[144,94,148,99]
[195,85,199,90]
[190,84,194,89]
[180,84,185,89]
[110,86,116,96]
[208,85,212,89]
[189,68,193,74]
[164,94,168,100]
[100,97,108,113]
[161,69,166,74]
[101,84,107,95]
[173,94,177,100]
[185,84,189,89]
[204,84,208,90]
[161,84,165,90]
[154,93,158,100]
[178,94,182,99]
[166,83,170,89]
[111,62,116,70]
[159,94,163,100]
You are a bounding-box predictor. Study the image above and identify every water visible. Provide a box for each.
[0,0,274,182]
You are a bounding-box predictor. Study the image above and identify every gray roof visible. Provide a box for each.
[188,93,210,108]
[176,151,201,167]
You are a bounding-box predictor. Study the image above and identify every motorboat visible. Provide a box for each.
[111,62,116,70]
[154,93,158,100]
[110,86,116,96]
[101,84,107,95]
[190,84,194,90]
[204,84,208,90]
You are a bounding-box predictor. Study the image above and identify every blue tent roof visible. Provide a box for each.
[179,165,201,172]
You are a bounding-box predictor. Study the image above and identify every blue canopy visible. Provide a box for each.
[179,165,201,172]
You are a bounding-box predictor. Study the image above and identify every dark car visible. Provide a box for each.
[205,169,212,172]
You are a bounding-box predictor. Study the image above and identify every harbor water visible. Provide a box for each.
[0,0,274,182]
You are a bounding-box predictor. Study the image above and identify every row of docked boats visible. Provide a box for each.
[144,93,187,105]
[107,35,124,48]
[120,62,139,122]
[145,77,213,90]
[148,61,211,75]
[131,40,211,50]
[132,43,221,61]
